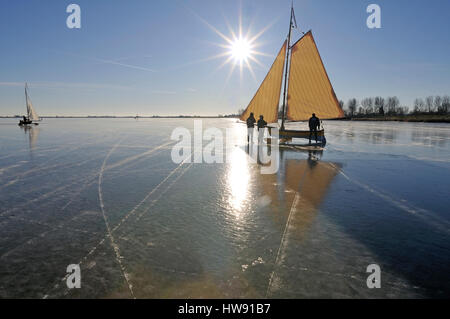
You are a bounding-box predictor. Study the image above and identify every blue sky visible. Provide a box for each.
[0,0,449,116]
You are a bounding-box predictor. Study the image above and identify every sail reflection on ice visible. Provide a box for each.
[259,150,341,238]
[22,125,39,152]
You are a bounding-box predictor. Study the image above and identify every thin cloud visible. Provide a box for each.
[107,55,153,62]
[55,51,157,73]
[0,82,23,87]
[151,90,177,95]
[92,57,157,72]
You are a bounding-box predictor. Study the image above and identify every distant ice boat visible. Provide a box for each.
[19,83,40,126]
[240,4,344,145]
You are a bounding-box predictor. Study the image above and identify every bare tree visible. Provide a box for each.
[442,95,450,114]
[387,96,400,115]
[425,96,434,113]
[434,96,442,114]
[347,99,358,117]
[374,97,385,115]
[361,98,374,115]
[413,98,425,114]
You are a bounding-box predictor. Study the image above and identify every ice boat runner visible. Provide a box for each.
[19,83,40,126]
[240,4,344,145]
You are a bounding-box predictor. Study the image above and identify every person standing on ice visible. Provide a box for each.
[308,113,321,145]
[246,113,256,143]
[257,115,267,144]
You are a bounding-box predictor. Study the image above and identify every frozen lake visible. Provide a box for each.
[0,118,449,298]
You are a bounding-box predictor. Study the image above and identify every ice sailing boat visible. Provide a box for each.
[19,83,40,126]
[240,5,344,145]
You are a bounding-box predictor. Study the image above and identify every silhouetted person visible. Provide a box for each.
[20,116,28,125]
[257,115,267,144]
[308,113,320,144]
[246,113,256,143]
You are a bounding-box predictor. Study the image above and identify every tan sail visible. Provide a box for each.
[287,31,344,121]
[240,41,287,124]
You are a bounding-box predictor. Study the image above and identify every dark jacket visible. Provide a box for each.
[246,116,256,128]
[309,116,320,130]
[257,119,267,129]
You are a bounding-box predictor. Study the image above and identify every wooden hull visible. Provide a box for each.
[267,128,326,145]
[268,127,324,138]
[279,129,324,139]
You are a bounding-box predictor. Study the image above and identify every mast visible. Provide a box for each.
[280,4,294,130]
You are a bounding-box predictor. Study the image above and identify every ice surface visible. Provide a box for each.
[0,118,449,298]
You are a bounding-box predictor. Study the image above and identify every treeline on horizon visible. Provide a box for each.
[339,95,450,118]
[236,95,450,120]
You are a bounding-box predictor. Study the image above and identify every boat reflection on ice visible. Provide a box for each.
[283,153,340,238]
[20,124,39,153]
[249,145,341,238]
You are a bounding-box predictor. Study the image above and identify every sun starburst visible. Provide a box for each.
[188,7,277,86]
[230,37,251,63]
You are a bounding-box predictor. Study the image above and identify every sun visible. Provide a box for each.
[188,8,276,84]
[230,37,252,63]
[218,29,269,83]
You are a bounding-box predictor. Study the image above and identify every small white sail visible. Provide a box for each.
[25,84,39,121]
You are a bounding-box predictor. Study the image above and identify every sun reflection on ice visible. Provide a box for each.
[227,148,251,214]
